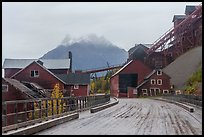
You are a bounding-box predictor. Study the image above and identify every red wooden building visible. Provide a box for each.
[2,78,44,125]
[110,4,202,98]
[145,4,202,69]
[2,78,44,101]
[136,69,171,97]
[110,43,171,98]
[110,59,171,98]
[11,60,90,97]
[110,60,152,98]
[2,60,90,125]
[3,58,71,78]
[2,58,90,97]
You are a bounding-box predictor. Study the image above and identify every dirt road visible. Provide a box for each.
[36,98,202,135]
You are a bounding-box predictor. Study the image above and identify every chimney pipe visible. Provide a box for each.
[37,60,43,66]
[68,51,72,72]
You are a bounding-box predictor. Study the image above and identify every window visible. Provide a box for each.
[74,85,79,89]
[142,89,148,96]
[150,88,160,96]
[155,88,160,94]
[157,69,162,75]
[150,88,154,96]
[31,70,39,77]
[2,85,8,92]
[163,90,169,94]
[133,89,137,94]
[157,79,162,85]
[151,79,156,85]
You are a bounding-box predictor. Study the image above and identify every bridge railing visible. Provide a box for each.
[2,94,110,133]
[161,94,202,107]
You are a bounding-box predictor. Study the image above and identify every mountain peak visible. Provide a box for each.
[61,34,112,47]
[61,34,76,46]
[42,34,128,71]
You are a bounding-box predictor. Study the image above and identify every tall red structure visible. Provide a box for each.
[145,4,202,69]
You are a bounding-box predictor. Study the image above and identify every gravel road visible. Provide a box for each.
[36,98,202,135]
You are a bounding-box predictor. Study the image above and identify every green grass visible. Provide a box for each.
[184,65,202,94]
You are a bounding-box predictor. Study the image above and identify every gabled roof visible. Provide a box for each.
[185,5,197,15]
[136,69,171,89]
[2,78,43,99]
[136,70,156,89]
[56,73,90,85]
[111,60,133,78]
[22,81,48,97]
[29,82,44,90]
[172,15,186,22]
[3,58,70,69]
[136,79,149,89]
[144,70,156,80]
[128,44,151,56]
[11,61,67,85]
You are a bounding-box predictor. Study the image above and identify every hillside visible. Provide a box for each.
[41,34,128,71]
[163,46,202,90]
[184,65,202,95]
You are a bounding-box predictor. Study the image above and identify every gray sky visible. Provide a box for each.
[2,2,201,62]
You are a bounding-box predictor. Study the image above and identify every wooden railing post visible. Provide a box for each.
[3,102,7,126]
[45,100,48,118]
[75,98,77,111]
[14,102,18,126]
[61,98,64,113]
[65,98,68,112]
[84,97,87,108]
[24,101,27,123]
[51,99,54,116]
[39,100,42,120]
[83,97,85,109]
[32,101,35,120]
[79,98,82,110]
[56,99,59,115]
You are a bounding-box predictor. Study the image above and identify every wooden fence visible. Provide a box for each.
[2,94,110,133]
[161,94,202,107]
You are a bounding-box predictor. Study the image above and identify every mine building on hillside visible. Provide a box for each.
[110,4,202,98]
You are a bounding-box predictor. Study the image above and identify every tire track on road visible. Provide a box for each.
[36,99,202,135]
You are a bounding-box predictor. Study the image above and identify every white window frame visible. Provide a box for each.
[133,89,137,94]
[150,88,160,96]
[2,85,8,92]
[157,69,162,75]
[142,89,148,96]
[157,79,162,85]
[150,88,154,96]
[30,70,39,77]
[74,84,79,89]
[151,79,156,85]
[155,88,161,94]
[163,90,169,94]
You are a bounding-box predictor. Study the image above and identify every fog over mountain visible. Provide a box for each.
[41,34,128,71]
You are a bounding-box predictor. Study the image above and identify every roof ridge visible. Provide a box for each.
[10,60,67,85]
[3,78,36,99]
[111,60,133,78]
[3,58,70,69]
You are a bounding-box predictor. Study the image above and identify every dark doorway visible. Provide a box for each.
[119,74,138,93]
